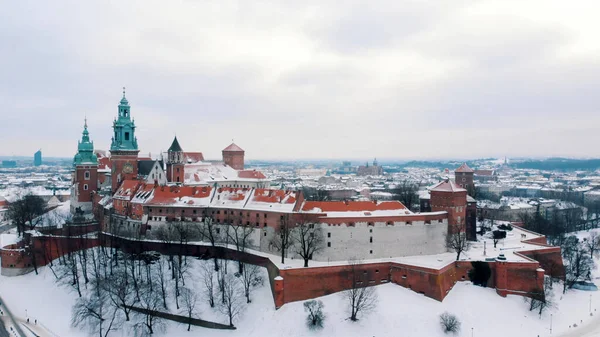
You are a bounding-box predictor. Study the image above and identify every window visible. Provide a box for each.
[369,229,373,233]
[216,228,220,234]
[83,184,88,190]
[84,171,90,180]
[327,232,331,238]
[370,250,373,254]
[264,232,267,236]
[370,236,373,243]
[264,213,268,218]
[176,177,180,182]
[327,242,331,247]
[376,269,379,273]
[125,132,130,141]
[264,223,267,227]
[462,178,466,182]
[193,210,197,214]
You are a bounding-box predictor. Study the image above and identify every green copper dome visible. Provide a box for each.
[73,119,98,166]
[110,87,139,152]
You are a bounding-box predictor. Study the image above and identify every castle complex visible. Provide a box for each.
[0,90,565,309]
[68,90,476,262]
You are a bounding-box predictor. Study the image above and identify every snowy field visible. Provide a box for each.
[1,249,600,337]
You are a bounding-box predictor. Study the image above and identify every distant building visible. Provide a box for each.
[357,158,383,176]
[34,149,42,166]
[1,160,17,168]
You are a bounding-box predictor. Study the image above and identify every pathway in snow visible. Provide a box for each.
[557,312,600,337]
[0,295,26,337]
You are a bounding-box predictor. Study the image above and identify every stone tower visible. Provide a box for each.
[166,136,185,183]
[110,88,140,193]
[222,142,245,170]
[429,180,468,235]
[71,119,98,214]
[454,163,474,192]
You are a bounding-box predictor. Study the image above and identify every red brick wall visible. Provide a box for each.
[110,153,139,193]
[75,165,98,202]
[222,151,244,170]
[278,263,391,304]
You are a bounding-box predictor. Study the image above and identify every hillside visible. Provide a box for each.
[0,250,599,337]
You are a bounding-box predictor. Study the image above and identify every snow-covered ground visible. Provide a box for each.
[1,248,600,337]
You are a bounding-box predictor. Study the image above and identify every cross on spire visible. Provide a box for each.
[122,86,126,98]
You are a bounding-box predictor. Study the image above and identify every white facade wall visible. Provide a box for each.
[144,217,448,262]
[312,220,448,261]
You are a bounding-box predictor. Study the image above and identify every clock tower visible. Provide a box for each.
[110,87,140,193]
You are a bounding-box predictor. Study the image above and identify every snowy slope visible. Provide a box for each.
[1,252,600,337]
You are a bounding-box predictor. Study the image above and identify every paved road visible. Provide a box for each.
[0,319,8,337]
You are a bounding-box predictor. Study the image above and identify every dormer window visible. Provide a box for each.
[84,171,90,180]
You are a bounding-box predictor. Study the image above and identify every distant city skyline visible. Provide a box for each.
[2,1,600,160]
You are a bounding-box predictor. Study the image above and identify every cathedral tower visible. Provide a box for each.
[110,88,140,193]
[71,119,98,214]
[166,136,185,183]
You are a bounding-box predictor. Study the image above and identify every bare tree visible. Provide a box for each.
[563,235,593,292]
[527,277,555,318]
[180,287,200,331]
[492,230,506,248]
[219,273,246,327]
[201,210,221,271]
[240,263,261,303]
[390,180,420,210]
[72,293,122,337]
[153,256,169,309]
[446,223,471,261]
[105,267,138,322]
[344,259,378,321]
[439,312,461,334]
[304,300,325,329]
[291,216,325,267]
[270,214,293,264]
[200,261,216,307]
[584,231,600,259]
[133,282,165,337]
[226,214,255,273]
[7,194,46,236]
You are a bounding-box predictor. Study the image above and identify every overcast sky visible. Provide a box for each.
[1,1,599,160]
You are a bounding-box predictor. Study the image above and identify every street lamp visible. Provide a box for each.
[471,327,474,337]
[25,309,27,318]
[550,313,553,335]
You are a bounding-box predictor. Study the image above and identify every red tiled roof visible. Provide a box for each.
[455,163,474,173]
[238,170,266,179]
[474,169,494,176]
[150,186,212,204]
[184,152,204,163]
[430,181,466,192]
[253,189,296,204]
[223,143,244,152]
[114,180,143,199]
[301,201,406,212]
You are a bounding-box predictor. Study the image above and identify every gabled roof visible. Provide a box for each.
[184,152,204,163]
[168,136,183,152]
[223,143,244,152]
[455,163,474,173]
[114,180,143,200]
[238,170,266,179]
[474,169,494,176]
[430,180,467,193]
[138,160,163,176]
